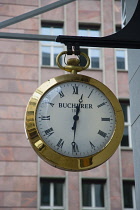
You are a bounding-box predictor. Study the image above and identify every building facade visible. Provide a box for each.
[123,0,140,209]
[0,0,135,209]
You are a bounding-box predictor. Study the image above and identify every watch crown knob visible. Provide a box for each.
[67,58,80,66]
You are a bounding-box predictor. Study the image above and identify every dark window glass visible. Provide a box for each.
[120,101,130,147]
[121,126,129,146]
[80,48,88,67]
[82,182,92,206]
[54,182,63,206]
[116,50,125,69]
[91,49,100,68]
[40,180,50,206]
[121,103,128,122]
[116,25,122,32]
[123,182,134,208]
[42,46,50,65]
[95,184,104,207]
[78,25,100,37]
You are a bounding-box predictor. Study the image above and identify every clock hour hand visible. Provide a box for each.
[79,94,83,104]
[71,141,79,153]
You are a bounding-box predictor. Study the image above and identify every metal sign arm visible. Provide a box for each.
[0,0,76,29]
[0,32,56,41]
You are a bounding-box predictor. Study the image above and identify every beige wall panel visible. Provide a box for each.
[118,71,129,98]
[82,70,103,82]
[0,147,37,161]
[78,0,101,23]
[121,150,134,178]
[41,0,64,21]
[68,172,80,210]
[0,66,38,80]
[109,149,122,209]
[0,80,37,94]
[0,0,38,6]
[41,68,64,83]
[40,159,66,176]
[0,133,29,147]
[0,4,38,17]
[0,120,25,133]
[114,1,122,25]
[0,40,38,55]
[103,0,114,36]
[0,106,25,119]
[0,53,38,67]
[0,162,37,176]
[41,8,64,21]
[0,191,37,208]
[0,176,37,191]
[0,93,30,106]
[104,48,116,93]
[82,162,107,178]
[65,2,77,35]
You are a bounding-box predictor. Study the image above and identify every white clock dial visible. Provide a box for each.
[36,81,116,158]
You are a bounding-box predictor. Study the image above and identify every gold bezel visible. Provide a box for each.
[25,74,124,171]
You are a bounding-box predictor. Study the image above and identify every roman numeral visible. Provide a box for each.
[56,139,64,149]
[97,102,107,108]
[48,102,54,107]
[73,85,78,94]
[58,90,65,98]
[98,130,107,138]
[45,98,54,107]
[101,118,110,121]
[45,127,54,137]
[89,141,96,150]
[40,115,50,120]
[71,142,79,153]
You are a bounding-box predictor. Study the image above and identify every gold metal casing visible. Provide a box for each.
[25,74,124,171]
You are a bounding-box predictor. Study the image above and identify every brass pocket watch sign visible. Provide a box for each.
[24,51,124,171]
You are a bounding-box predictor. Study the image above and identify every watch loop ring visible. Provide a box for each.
[56,51,90,72]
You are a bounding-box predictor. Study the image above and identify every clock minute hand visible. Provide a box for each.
[72,105,79,139]
[71,94,83,140]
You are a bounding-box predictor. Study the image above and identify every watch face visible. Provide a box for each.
[36,81,116,158]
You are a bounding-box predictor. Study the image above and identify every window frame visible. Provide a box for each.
[123,180,136,210]
[115,49,128,71]
[41,22,64,67]
[78,25,102,70]
[82,179,106,210]
[40,178,65,210]
[119,100,132,148]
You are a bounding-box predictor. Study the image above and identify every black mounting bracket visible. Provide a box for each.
[56,0,140,54]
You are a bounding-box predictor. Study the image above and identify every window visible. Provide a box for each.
[82,180,106,210]
[41,23,64,66]
[78,26,101,69]
[40,178,65,210]
[115,26,127,70]
[120,101,131,148]
[116,50,127,70]
[123,181,136,209]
